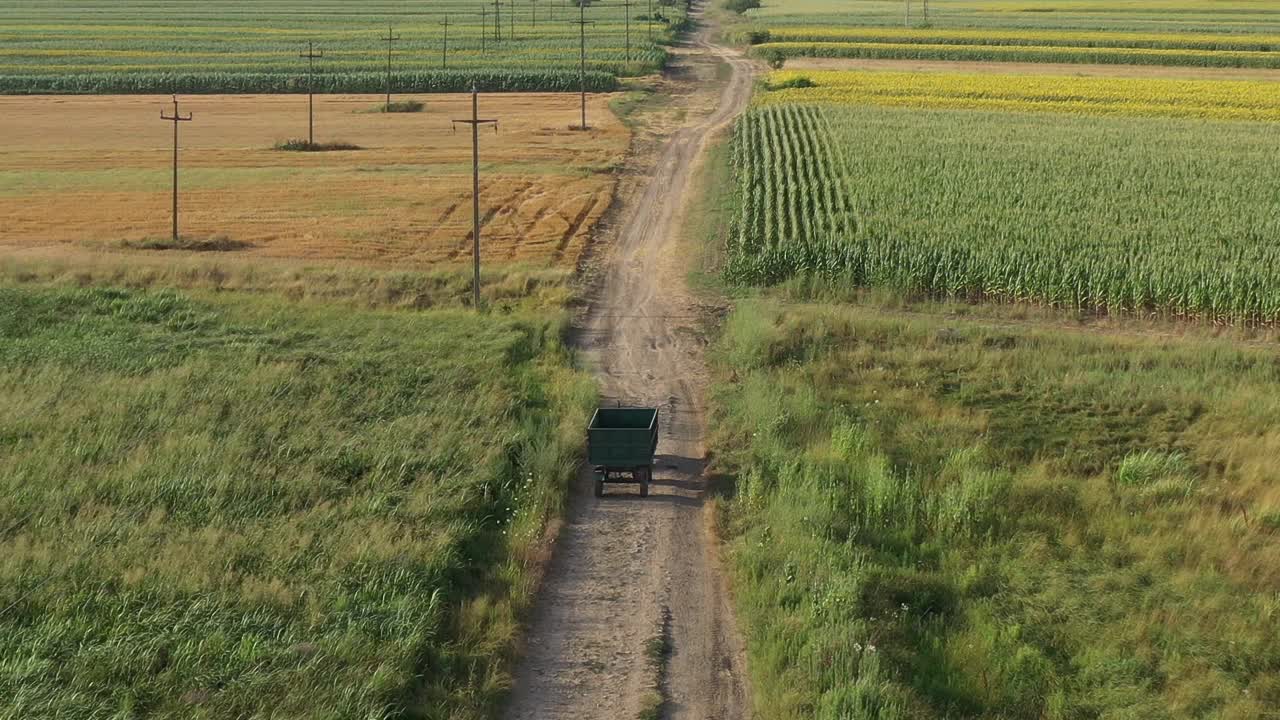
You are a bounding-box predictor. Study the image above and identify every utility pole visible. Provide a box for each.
[159,96,193,242]
[300,41,323,145]
[621,0,632,63]
[510,0,516,41]
[570,1,594,130]
[923,0,930,22]
[440,15,450,69]
[493,0,502,41]
[905,0,911,26]
[647,0,653,40]
[382,25,401,109]
[451,84,499,311]
[481,6,488,52]
[531,0,537,28]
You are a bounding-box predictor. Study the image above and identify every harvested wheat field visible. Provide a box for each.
[0,93,628,268]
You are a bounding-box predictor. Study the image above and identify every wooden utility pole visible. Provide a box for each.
[481,6,488,52]
[300,41,323,145]
[493,0,502,41]
[510,0,516,40]
[648,0,653,41]
[451,84,499,310]
[440,15,450,69]
[570,1,594,129]
[621,0,632,63]
[531,0,537,28]
[159,96,193,242]
[383,25,401,109]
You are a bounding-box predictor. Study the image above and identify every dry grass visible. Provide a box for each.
[0,93,629,270]
[0,252,577,312]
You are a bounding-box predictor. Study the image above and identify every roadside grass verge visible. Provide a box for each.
[710,298,1280,719]
[0,274,595,719]
[0,256,576,313]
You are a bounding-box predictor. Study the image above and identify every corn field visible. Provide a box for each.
[0,68,619,95]
[726,102,1280,322]
[753,41,1280,69]
[0,0,688,93]
[761,27,1280,52]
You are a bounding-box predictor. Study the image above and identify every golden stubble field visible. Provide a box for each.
[0,93,629,268]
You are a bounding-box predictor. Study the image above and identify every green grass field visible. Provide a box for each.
[0,0,689,93]
[711,298,1280,719]
[0,264,593,719]
[725,99,1280,322]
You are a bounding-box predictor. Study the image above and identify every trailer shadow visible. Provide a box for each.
[592,453,707,507]
[594,488,701,508]
[653,453,704,476]
[648,476,703,493]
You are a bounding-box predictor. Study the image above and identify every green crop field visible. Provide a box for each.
[0,264,593,719]
[0,0,689,94]
[711,299,1280,719]
[724,0,1280,68]
[733,0,1280,34]
[724,86,1280,322]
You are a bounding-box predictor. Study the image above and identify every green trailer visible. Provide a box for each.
[587,407,659,497]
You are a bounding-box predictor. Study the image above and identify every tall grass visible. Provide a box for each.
[0,255,577,312]
[0,279,595,719]
[712,299,1280,719]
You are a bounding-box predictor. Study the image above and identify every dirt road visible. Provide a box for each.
[504,7,756,720]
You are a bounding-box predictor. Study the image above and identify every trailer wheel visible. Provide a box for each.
[639,467,650,498]
[594,475,604,498]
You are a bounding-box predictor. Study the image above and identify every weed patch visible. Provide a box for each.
[712,300,1280,719]
[119,235,251,252]
[377,100,424,113]
[274,139,362,152]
